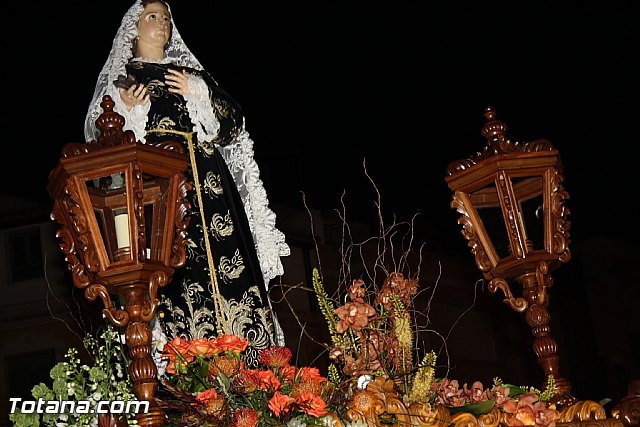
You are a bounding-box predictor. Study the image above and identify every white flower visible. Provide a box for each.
[286,417,307,427]
[321,415,336,426]
[357,374,372,390]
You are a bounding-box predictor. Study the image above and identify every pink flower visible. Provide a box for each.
[491,384,512,406]
[464,381,491,403]
[329,347,344,362]
[434,378,468,407]
[348,279,366,300]
[503,392,559,427]
[335,300,376,333]
[374,272,418,309]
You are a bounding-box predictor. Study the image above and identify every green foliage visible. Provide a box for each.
[9,324,137,427]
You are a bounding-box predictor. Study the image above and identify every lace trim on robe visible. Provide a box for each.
[217,127,291,285]
[185,74,221,143]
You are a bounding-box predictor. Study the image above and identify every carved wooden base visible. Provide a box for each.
[340,377,625,427]
[611,379,640,426]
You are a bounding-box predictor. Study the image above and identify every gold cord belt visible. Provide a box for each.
[147,129,228,336]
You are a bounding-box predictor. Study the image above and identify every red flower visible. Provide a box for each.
[231,369,262,394]
[230,407,260,427]
[258,346,293,369]
[162,336,192,359]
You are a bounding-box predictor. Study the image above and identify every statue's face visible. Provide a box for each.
[137,2,171,50]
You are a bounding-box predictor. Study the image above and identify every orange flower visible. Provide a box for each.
[208,354,241,378]
[187,337,218,357]
[257,346,292,368]
[257,369,282,391]
[280,365,297,383]
[267,391,295,416]
[295,392,329,417]
[205,395,228,419]
[230,407,260,427]
[291,380,324,398]
[214,334,249,354]
[162,336,194,374]
[195,388,218,403]
[162,336,191,359]
[297,366,325,383]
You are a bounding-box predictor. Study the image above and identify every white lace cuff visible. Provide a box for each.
[185,74,220,142]
[107,84,150,143]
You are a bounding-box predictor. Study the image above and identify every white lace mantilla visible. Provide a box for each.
[218,127,290,284]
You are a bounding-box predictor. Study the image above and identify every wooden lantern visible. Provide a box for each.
[445,106,574,407]
[47,95,191,426]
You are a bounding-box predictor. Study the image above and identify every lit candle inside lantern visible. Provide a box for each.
[114,213,130,248]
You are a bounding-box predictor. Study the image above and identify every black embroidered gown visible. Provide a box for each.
[124,60,278,367]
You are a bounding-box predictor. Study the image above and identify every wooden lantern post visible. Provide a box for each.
[445,106,575,407]
[47,96,191,426]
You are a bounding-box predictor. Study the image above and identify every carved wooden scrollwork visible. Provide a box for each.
[612,379,640,426]
[550,169,571,263]
[171,175,192,268]
[558,400,608,423]
[63,180,101,273]
[451,193,492,273]
[84,283,129,327]
[497,171,523,258]
[487,277,528,312]
[132,163,147,260]
[51,208,91,289]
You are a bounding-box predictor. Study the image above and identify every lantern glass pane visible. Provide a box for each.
[513,176,544,251]
[85,172,131,263]
[140,173,170,262]
[471,184,511,259]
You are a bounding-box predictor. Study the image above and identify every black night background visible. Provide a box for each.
[0,0,637,417]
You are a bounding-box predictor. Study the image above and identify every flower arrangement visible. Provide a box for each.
[156,333,335,427]
[9,324,137,427]
[313,267,560,426]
